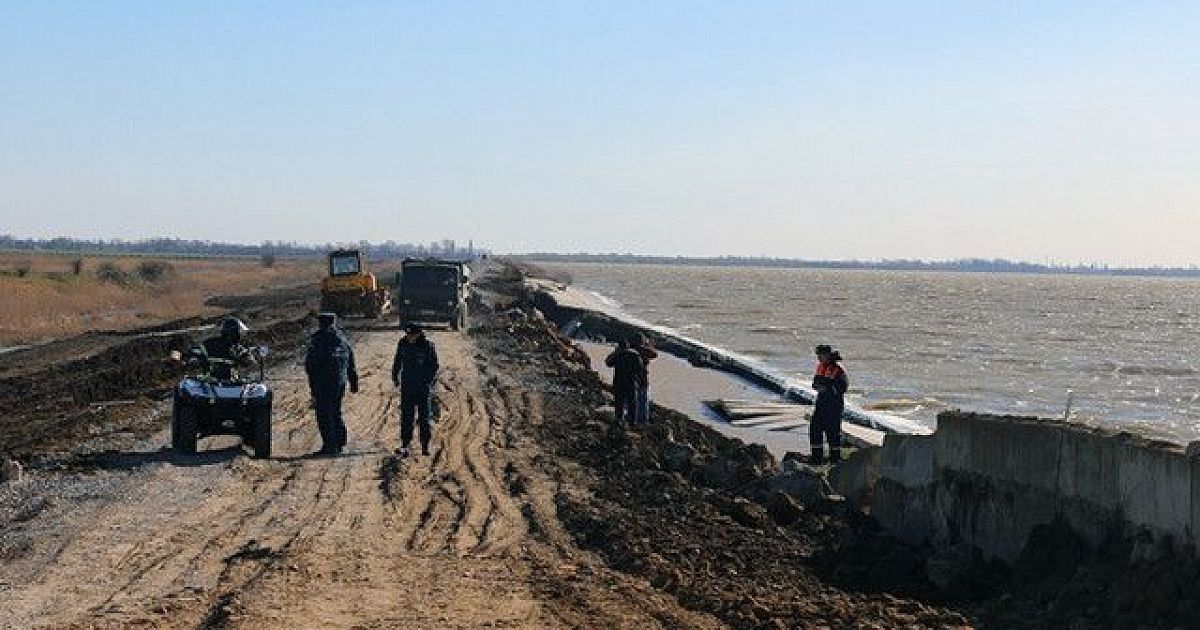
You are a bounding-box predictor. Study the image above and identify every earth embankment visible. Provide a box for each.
[2,265,975,628]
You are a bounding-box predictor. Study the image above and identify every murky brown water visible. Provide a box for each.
[542,262,1200,441]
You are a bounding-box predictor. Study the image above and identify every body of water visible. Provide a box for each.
[541,262,1200,442]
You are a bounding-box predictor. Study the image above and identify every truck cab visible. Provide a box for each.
[398,258,470,330]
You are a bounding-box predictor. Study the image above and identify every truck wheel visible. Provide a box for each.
[172,397,198,455]
[250,404,272,459]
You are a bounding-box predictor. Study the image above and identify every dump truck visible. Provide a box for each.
[319,249,391,318]
[397,258,470,330]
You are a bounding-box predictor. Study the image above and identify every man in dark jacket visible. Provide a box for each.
[392,323,439,457]
[201,317,254,381]
[810,344,848,464]
[604,338,644,426]
[631,333,657,425]
[305,313,359,455]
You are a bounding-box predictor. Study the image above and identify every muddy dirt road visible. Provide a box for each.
[1,328,720,628]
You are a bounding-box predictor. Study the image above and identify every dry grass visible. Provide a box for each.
[0,253,323,346]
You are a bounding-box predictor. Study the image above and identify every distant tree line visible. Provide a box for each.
[510,253,1200,278]
[0,235,485,260]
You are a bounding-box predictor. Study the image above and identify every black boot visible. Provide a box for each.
[809,449,825,465]
[829,448,842,464]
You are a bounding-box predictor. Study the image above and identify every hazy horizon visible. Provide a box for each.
[3,3,1198,266]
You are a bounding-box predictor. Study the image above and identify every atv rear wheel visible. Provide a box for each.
[250,403,272,459]
[172,397,198,455]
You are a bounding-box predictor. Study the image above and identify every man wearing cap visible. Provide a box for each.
[305,312,359,455]
[392,323,439,457]
[810,344,848,464]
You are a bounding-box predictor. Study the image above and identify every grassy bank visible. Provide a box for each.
[0,253,322,345]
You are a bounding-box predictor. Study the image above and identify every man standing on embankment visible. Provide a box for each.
[605,338,644,426]
[810,344,848,464]
[632,333,657,425]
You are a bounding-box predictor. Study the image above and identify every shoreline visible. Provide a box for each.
[527,276,929,437]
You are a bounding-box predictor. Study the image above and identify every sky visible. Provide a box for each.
[1,2,1198,265]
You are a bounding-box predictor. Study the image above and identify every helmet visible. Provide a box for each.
[221,317,249,342]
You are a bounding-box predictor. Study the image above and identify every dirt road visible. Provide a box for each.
[0,328,720,628]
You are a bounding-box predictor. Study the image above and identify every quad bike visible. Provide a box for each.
[171,345,273,458]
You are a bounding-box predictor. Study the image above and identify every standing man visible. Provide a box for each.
[810,344,848,464]
[392,323,439,457]
[604,338,644,426]
[305,312,359,455]
[632,333,657,425]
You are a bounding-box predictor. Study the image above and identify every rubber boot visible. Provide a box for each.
[809,449,825,465]
[829,448,842,464]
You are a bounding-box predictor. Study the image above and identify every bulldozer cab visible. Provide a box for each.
[320,249,391,319]
[328,250,364,276]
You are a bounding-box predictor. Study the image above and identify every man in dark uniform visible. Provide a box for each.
[305,312,359,455]
[810,344,848,464]
[604,338,644,426]
[631,333,657,425]
[392,323,439,457]
[201,317,254,380]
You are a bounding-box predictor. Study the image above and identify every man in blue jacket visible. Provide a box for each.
[392,323,439,457]
[305,313,359,455]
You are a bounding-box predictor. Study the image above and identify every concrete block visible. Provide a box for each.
[935,413,1062,494]
[872,480,934,546]
[1056,427,1121,511]
[1117,438,1191,543]
[933,469,1059,563]
[1189,456,1200,547]
[878,433,933,487]
[831,445,880,505]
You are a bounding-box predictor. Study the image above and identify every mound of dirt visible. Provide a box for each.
[0,311,316,458]
[471,282,974,628]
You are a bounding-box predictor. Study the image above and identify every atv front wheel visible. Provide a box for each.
[172,398,199,455]
[250,404,272,459]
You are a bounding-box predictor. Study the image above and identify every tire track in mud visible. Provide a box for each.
[3,325,723,629]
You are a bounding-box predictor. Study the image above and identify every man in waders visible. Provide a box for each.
[305,312,359,455]
[392,323,439,457]
[605,338,644,426]
[810,344,848,464]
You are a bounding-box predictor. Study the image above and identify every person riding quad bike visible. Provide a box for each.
[199,317,255,380]
[173,316,273,458]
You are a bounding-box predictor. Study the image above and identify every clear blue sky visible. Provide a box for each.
[2,2,1197,265]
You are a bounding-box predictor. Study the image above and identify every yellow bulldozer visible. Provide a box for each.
[319,249,392,319]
